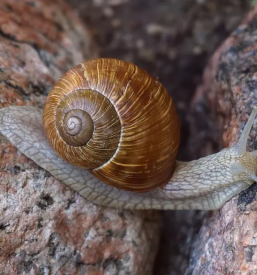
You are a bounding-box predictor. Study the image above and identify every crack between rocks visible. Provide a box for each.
[0,79,30,99]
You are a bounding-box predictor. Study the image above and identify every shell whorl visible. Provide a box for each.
[43,58,180,192]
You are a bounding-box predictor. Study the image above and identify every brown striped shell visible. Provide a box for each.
[43,58,180,192]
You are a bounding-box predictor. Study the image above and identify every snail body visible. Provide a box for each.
[0,58,257,210]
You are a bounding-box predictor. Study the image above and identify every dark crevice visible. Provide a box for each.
[7,166,22,174]
[238,182,257,211]
[29,82,49,96]
[0,79,29,99]
[0,28,17,42]
[0,223,9,230]
[37,193,54,210]
[65,197,76,210]
[47,232,60,258]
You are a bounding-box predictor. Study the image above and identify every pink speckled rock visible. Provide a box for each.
[0,1,159,274]
[188,4,257,274]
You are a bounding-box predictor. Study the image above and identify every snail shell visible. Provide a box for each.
[43,58,180,192]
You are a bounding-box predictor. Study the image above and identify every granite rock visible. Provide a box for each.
[188,4,257,274]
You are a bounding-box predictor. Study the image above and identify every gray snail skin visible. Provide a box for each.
[0,58,257,210]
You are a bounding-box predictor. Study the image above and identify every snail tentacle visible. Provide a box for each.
[236,106,257,154]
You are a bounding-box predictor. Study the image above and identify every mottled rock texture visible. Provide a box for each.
[0,1,159,274]
[187,4,257,274]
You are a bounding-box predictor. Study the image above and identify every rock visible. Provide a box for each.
[188,4,257,274]
[0,1,159,274]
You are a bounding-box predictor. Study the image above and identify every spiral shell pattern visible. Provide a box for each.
[43,58,180,192]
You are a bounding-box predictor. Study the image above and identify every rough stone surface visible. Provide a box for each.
[187,4,257,274]
[0,1,159,274]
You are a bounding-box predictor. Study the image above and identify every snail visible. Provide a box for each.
[0,58,257,210]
